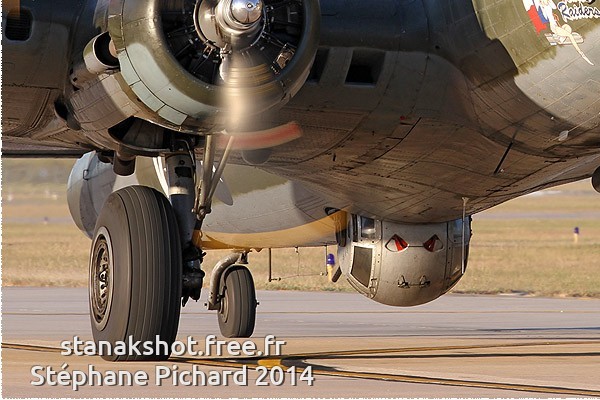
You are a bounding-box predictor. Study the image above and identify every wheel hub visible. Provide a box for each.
[219,287,229,323]
[90,228,114,330]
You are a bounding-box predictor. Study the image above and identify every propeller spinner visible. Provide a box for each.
[230,0,263,24]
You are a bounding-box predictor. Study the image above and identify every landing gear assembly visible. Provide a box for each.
[89,136,257,361]
[217,266,257,338]
[90,186,182,361]
[86,0,319,360]
[217,265,256,337]
[194,136,258,339]
[207,253,257,338]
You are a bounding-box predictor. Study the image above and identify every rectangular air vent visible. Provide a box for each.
[307,47,329,83]
[345,49,385,86]
[5,9,33,41]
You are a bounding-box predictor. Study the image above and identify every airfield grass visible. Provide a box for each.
[2,160,599,297]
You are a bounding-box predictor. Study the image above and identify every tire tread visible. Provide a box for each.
[91,186,181,361]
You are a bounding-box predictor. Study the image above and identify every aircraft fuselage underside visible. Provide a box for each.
[3,0,600,350]
[4,0,600,223]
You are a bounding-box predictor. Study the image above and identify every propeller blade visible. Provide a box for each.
[217,121,302,150]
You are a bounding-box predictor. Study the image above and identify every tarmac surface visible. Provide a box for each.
[2,287,600,397]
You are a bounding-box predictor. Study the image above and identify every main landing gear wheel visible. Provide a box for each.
[89,186,182,361]
[217,265,257,338]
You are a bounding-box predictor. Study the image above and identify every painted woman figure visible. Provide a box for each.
[538,0,594,65]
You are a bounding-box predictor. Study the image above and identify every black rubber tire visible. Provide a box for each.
[89,186,182,361]
[593,166,600,193]
[217,266,257,338]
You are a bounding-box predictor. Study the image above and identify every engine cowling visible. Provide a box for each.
[337,216,471,307]
[106,0,321,128]
[67,152,167,237]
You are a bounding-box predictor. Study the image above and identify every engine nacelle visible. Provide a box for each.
[106,0,321,128]
[338,216,471,307]
[67,152,166,238]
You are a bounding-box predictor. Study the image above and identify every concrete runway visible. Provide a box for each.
[2,287,600,397]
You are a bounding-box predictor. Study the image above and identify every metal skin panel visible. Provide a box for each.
[2,0,600,225]
[338,217,470,307]
[67,152,114,237]
[67,152,145,237]
[377,222,449,307]
[70,74,143,131]
[2,0,75,89]
[2,0,80,139]
[67,152,338,248]
[234,0,600,223]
